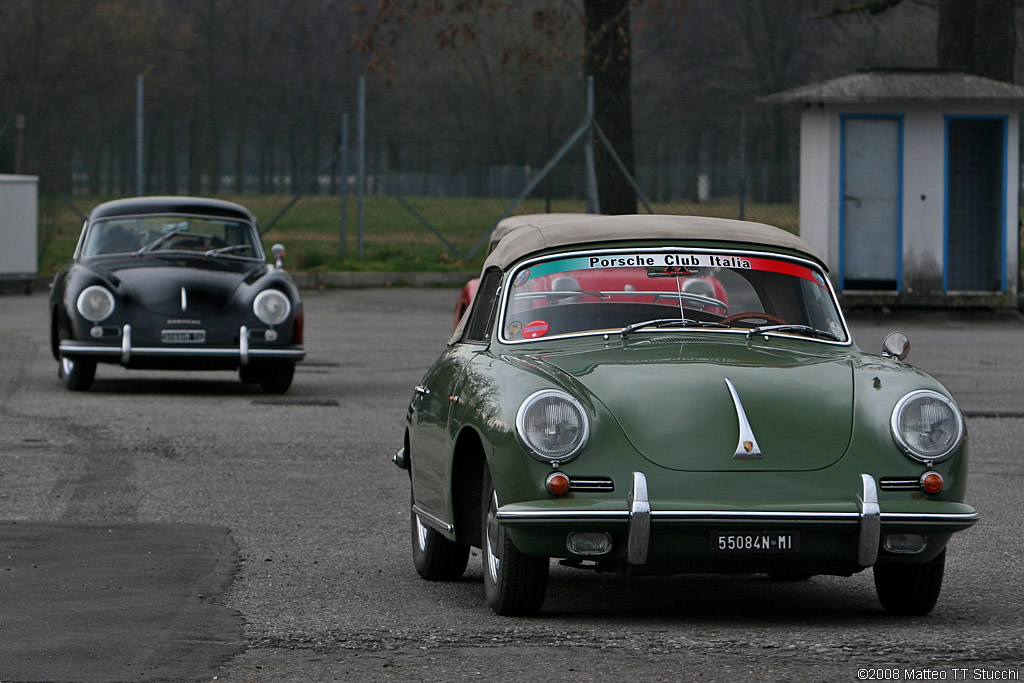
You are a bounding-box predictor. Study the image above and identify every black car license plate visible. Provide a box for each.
[711,531,799,553]
[161,330,206,343]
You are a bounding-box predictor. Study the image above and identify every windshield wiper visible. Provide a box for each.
[747,324,842,341]
[134,228,186,256]
[203,245,252,257]
[620,318,726,338]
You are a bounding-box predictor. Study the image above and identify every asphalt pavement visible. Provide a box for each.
[0,287,1021,682]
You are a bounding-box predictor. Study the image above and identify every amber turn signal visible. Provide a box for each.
[546,472,570,496]
[920,471,944,494]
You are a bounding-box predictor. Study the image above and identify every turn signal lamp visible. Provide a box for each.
[546,472,570,496]
[920,471,944,495]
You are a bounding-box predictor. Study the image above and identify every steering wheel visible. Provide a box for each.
[720,311,787,325]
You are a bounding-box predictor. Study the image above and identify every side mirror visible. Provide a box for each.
[271,243,286,269]
[881,331,910,361]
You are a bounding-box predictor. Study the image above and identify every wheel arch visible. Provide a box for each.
[450,426,486,548]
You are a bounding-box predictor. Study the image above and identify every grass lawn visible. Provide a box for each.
[36,193,800,275]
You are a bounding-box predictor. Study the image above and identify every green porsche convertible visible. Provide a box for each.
[395,214,977,616]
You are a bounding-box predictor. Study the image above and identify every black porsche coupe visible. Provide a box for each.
[49,196,305,392]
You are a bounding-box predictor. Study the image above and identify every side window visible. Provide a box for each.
[464,268,503,343]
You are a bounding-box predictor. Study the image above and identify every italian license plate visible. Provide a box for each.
[711,531,799,554]
[161,329,206,343]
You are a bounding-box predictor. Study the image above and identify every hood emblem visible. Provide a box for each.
[724,378,762,460]
[181,286,188,312]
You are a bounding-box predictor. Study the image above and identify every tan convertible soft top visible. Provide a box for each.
[483,214,823,270]
[451,214,824,345]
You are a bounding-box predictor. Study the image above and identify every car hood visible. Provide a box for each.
[529,339,854,472]
[89,255,265,316]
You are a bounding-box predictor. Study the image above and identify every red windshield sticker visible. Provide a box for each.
[522,320,550,339]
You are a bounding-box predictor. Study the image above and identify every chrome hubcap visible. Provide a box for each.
[414,512,428,552]
[485,490,500,583]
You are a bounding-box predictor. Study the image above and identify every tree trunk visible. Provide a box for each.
[938,0,1015,82]
[584,0,636,215]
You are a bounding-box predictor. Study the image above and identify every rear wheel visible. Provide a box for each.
[874,549,946,615]
[410,490,470,581]
[481,463,548,616]
[59,356,96,391]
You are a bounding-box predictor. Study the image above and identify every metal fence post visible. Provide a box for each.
[340,113,349,258]
[584,75,600,214]
[739,111,746,220]
[357,77,366,261]
[136,75,144,196]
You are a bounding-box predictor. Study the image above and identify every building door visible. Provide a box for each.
[840,116,902,291]
[945,118,1005,292]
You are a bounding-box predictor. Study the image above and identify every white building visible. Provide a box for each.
[764,69,1024,308]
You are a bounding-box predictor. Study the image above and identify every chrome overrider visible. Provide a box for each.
[59,323,305,366]
[494,472,979,567]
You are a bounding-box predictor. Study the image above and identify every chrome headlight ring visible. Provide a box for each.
[76,285,115,322]
[515,389,590,464]
[253,289,291,326]
[890,390,964,463]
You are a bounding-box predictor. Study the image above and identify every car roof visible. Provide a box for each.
[488,213,594,252]
[483,214,824,271]
[88,196,256,224]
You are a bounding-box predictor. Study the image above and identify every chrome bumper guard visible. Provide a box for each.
[60,324,305,366]
[495,472,979,568]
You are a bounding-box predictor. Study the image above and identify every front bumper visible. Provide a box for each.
[60,324,305,367]
[496,472,978,572]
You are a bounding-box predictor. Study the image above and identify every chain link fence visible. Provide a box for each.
[12,78,800,277]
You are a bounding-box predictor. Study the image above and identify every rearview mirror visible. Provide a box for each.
[881,332,910,361]
[271,243,286,269]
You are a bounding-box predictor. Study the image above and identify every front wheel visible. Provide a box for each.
[59,356,96,391]
[242,362,295,393]
[481,463,548,616]
[874,549,946,615]
[411,492,470,581]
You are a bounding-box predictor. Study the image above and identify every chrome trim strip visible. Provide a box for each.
[239,325,249,366]
[496,246,853,348]
[724,378,762,459]
[412,504,455,534]
[495,507,978,528]
[651,510,859,523]
[857,473,881,567]
[181,286,187,312]
[495,509,860,524]
[120,324,132,365]
[59,341,304,359]
[880,512,980,526]
[627,472,651,565]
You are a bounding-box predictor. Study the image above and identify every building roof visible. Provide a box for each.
[761,69,1024,105]
[482,214,823,271]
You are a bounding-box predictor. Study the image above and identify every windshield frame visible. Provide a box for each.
[77,211,266,262]
[495,245,852,347]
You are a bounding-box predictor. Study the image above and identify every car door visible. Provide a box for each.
[410,268,503,522]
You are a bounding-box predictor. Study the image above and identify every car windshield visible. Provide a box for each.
[500,248,848,343]
[81,215,261,258]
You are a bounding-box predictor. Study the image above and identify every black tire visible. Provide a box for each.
[410,491,470,581]
[481,463,548,616]
[874,549,946,616]
[256,362,295,393]
[238,364,260,384]
[59,356,96,391]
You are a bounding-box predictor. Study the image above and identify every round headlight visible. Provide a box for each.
[515,390,589,463]
[76,285,115,322]
[254,289,291,325]
[890,390,964,462]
